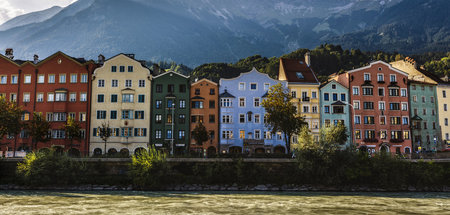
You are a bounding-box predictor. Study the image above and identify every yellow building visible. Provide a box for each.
[278,53,321,143]
[90,54,152,156]
[437,76,450,149]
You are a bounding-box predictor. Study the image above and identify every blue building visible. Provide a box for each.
[319,79,352,147]
[219,68,288,155]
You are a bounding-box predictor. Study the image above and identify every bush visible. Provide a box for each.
[129,146,168,189]
[16,151,87,186]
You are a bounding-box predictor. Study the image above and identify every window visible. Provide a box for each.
[156,100,162,109]
[53,113,66,121]
[354,116,361,124]
[352,87,359,95]
[79,112,86,122]
[324,93,329,101]
[403,131,410,140]
[255,130,261,139]
[302,91,308,100]
[125,80,132,88]
[340,94,346,101]
[135,111,144,119]
[391,131,402,140]
[364,73,371,81]
[59,74,66,83]
[192,101,204,109]
[254,98,260,107]
[155,114,162,123]
[390,74,397,82]
[179,84,186,93]
[364,116,375,124]
[48,74,55,83]
[155,130,162,139]
[422,96,426,103]
[362,87,373,95]
[10,93,16,102]
[402,117,409,125]
[254,114,260,123]
[138,95,145,103]
[36,93,44,102]
[156,84,162,93]
[51,130,65,139]
[445,118,448,126]
[222,130,233,139]
[69,93,76,102]
[179,114,185,124]
[332,93,338,101]
[139,80,145,87]
[324,106,330,113]
[423,109,427,115]
[81,74,88,83]
[24,75,31,84]
[166,130,172,139]
[128,66,133,72]
[209,114,215,123]
[222,115,232,123]
[119,66,125,72]
[444,104,448,111]
[432,109,435,115]
[250,83,257,90]
[331,84,336,89]
[80,93,87,102]
[11,75,17,84]
[97,94,104,103]
[37,75,44,83]
[379,101,385,110]
[23,93,30,102]
[122,110,133,119]
[110,110,117,119]
[443,90,447,98]
[412,85,416,90]
[70,74,77,83]
[355,130,361,139]
[413,95,417,102]
[332,106,344,114]
[312,91,317,99]
[47,93,54,102]
[69,112,77,121]
[134,128,147,137]
[380,116,386,125]
[98,79,105,87]
[380,131,387,139]
[121,128,132,137]
[354,101,360,110]
[430,96,434,103]
[378,88,385,96]
[239,114,245,123]
[303,106,309,113]
[421,85,425,91]
[389,88,399,96]
[46,113,53,121]
[239,98,245,107]
[178,130,185,140]
[21,113,30,121]
[221,98,232,107]
[401,89,407,97]
[363,102,374,109]
[365,130,375,139]
[122,94,134,103]
[97,110,106,119]
[111,66,117,72]
[209,100,215,109]
[390,117,401,125]
[389,103,400,110]
[312,106,318,113]
[239,82,245,90]
[401,103,408,111]
[377,74,384,82]
[239,130,245,139]
[110,94,118,103]
[179,99,186,108]
[111,79,118,87]
[325,119,331,127]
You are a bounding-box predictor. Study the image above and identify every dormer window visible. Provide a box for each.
[295,72,304,79]
[331,84,336,89]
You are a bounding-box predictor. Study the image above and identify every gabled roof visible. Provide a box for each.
[411,115,423,120]
[153,70,190,79]
[279,58,319,84]
[93,53,150,76]
[219,67,280,84]
[319,79,348,90]
[348,60,408,77]
[331,101,346,106]
[219,89,235,98]
[192,78,217,86]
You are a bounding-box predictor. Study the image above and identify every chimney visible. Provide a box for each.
[5,48,13,60]
[125,53,135,59]
[33,54,39,64]
[98,54,105,65]
[304,51,311,67]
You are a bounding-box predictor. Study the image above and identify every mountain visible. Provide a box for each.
[0,0,447,67]
[0,6,63,31]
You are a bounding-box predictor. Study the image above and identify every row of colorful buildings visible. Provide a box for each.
[0,49,448,156]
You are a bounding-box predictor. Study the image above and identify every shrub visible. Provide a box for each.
[129,146,168,189]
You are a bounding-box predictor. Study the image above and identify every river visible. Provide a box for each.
[0,191,449,214]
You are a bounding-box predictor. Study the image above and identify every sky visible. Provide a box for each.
[0,0,77,24]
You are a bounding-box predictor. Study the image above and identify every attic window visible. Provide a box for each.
[296,72,304,79]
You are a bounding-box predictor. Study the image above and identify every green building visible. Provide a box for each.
[151,71,190,155]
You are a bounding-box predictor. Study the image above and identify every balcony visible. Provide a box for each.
[377,80,385,84]
[363,138,378,143]
[302,97,310,102]
[390,138,404,143]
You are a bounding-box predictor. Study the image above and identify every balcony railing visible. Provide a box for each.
[363,138,378,143]
[390,138,404,143]
[302,97,310,102]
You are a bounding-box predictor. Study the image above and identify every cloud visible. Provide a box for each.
[0,1,25,25]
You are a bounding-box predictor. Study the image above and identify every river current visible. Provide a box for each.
[0,191,449,214]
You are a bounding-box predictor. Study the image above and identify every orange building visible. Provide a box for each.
[190,79,219,157]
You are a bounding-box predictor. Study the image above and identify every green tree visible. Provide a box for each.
[98,122,111,155]
[295,125,316,151]
[27,112,51,151]
[319,122,349,153]
[192,122,209,145]
[130,146,168,189]
[0,97,23,156]
[64,117,82,151]
[262,83,306,154]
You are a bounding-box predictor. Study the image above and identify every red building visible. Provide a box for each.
[0,50,96,156]
[334,61,412,154]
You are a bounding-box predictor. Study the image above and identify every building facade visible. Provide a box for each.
[436,77,450,149]
[0,50,96,156]
[190,79,219,157]
[341,61,412,154]
[219,68,287,155]
[319,80,351,148]
[391,58,441,152]
[151,71,190,155]
[278,54,321,143]
[90,54,151,156]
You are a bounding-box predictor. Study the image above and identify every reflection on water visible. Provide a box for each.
[0,191,449,214]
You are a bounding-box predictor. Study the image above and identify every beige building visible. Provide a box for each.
[90,54,152,156]
[437,77,450,149]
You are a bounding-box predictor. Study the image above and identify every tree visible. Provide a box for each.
[98,122,111,155]
[192,122,209,145]
[319,122,349,153]
[0,97,23,156]
[27,112,51,151]
[262,83,306,154]
[295,125,316,151]
[64,116,82,151]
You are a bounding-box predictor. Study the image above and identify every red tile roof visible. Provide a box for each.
[280,58,319,84]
